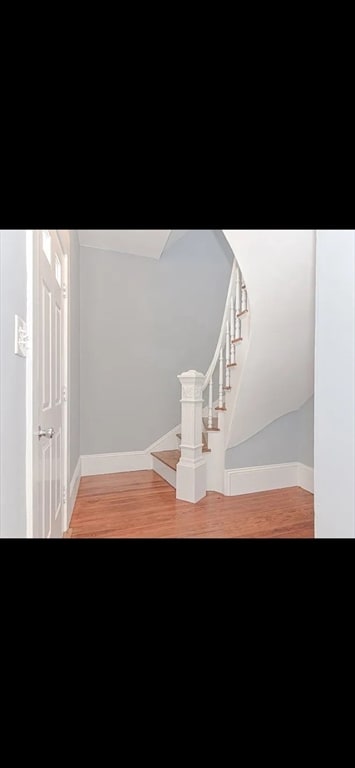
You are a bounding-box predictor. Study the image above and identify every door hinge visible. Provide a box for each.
[62,283,67,299]
[63,487,68,506]
[62,386,68,402]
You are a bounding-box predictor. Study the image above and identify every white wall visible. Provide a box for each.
[0,230,27,537]
[222,230,316,448]
[78,230,172,259]
[314,230,355,538]
[79,230,191,260]
[164,230,190,251]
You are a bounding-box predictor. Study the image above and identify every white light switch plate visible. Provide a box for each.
[14,315,28,357]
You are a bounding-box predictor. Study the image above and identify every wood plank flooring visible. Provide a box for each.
[68,471,314,538]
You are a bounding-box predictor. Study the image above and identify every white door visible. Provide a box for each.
[32,230,67,538]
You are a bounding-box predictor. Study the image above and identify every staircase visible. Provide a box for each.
[152,433,210,479]
[151,260,250,502]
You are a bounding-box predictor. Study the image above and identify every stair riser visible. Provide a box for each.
[206,449,225,494]
[152,457,177,489]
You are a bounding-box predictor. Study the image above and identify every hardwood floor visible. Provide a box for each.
[68,471,314,539]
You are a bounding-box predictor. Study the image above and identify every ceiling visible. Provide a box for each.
[78,230,190,259]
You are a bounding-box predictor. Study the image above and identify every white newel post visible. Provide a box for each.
[176,370,207,504]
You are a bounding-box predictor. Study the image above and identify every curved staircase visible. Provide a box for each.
[151,259,250,502]
[150,229,315,504]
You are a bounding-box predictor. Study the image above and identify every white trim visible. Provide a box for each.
[81,451,152,477]
[224,462,299,496]
[79,427,180,479]
[224,462,314,496]
[298,464,314,493]
[68,457,81,524]
[26,231,70,538]
[147,424,181,453]
[26,230,34,538]
[152,457,177,489]
[62,247,70,532]
[75,455,314,495]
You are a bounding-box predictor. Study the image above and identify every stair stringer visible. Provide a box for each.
[223,312,252,452]
[222,229,315,449]
[147,423,181,454]
[203,312,251,493]
[151,456,177,488]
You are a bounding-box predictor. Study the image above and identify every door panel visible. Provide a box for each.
[42,439,51,538]
[41,278,51,411]
[55,303,61,405]
[33,230,66,538]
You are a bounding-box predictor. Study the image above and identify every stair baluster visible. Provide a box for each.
[230,296,236,365]
[236,267,242,316]
[240,283,248,315]
[208,379,213,429]
[226,322,231,389]
[217,347,225,410]
[235,313,242,343]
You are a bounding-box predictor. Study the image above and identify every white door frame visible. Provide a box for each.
[26,230,70,538]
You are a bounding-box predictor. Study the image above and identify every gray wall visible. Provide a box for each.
[226,397,314,469]
[0,230,27,537]
[297,396,314,467]
[315,230,355,538]
[80,229,234,455]
[69,230,80,480]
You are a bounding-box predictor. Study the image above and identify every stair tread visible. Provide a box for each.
[203,417,220,432]
[152,450,181,471]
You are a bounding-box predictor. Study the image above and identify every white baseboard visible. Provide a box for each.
[68,457,81,524]
[298,464,314,493]
[80,429,181,479]
[81,451,152,477]
[224,462,314,496]
[225,462,298,496]
[152,456,177,489]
